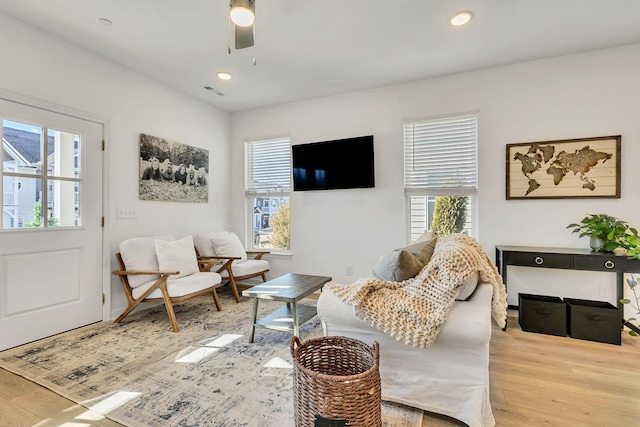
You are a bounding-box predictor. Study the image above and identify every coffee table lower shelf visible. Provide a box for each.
[255,304,317,333]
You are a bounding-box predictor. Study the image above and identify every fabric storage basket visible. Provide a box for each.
[290,336,381,427]
[565,298,621,345]
[518,293,567,336]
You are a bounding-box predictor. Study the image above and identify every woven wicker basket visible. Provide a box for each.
[290,335,381,427]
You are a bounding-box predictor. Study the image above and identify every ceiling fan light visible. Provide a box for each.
[217,71,232,80]
[230,0,255,27]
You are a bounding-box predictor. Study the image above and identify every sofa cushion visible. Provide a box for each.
[155,235,199,279]
[455,271,479,300]
[119,235,174,288]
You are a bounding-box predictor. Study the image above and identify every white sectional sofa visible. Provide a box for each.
[317,234,503,427]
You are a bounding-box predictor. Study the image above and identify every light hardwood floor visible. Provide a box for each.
[1,311,639,426]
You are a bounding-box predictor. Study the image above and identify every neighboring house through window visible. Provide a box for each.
[2,119,82,229]
[245,136,291,253]
[404,113,478,242]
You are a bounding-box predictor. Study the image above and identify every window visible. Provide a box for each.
[2,119,82,229]
[245,136,291,253]
[404,113,477,242]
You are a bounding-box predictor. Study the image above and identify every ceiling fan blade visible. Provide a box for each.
[235,24,254,49]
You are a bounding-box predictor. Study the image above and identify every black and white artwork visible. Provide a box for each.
[139,133,209,203]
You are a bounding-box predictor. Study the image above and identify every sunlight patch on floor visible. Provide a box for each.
[263,356,292,369]
[84,391,141,415]
[175,333,244,363]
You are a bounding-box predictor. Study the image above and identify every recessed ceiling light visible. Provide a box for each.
[98,18,113,26]
[450,11,473,27]
[217,72,233,81]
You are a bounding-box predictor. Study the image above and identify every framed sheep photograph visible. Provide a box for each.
[139,133,209,203]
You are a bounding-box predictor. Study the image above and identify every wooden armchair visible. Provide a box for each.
[193,231,270,303]
[112,235,223,332]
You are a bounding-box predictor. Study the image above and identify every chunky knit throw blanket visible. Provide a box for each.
[327,234,508,348]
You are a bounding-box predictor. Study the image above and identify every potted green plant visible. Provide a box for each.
[566,214,639,252]
[568,214,640,337]
[621,274,640,336]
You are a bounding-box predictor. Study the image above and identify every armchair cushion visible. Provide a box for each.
[119,235,174,288]
[155,235,199,279]
[218,259,269,279]
[132,271,222,300]
[193,231,247,261]
[210,231,247,262]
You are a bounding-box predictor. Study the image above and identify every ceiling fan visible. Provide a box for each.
[229,0,255,51]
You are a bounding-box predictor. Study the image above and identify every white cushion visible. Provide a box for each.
[119,235,174,288]
[155,235,199,279]
[192,232,217,257]
[210,231,247,262]
[132,271,222,300]
[193,231,247,261]
[219,259,269,278]
[455,271,479,301]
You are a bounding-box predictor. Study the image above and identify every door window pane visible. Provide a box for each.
[2,119,82,229]
[47,128,81,179]
[49,179,80,227]
[3,176,44,228]
[3,120,43,172]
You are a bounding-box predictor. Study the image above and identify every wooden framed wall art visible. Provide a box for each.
[139,133,210,203]
[506,135,621,199]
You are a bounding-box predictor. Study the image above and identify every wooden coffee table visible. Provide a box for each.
[242,273,332,343]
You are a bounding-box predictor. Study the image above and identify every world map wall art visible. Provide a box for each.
[506,135,621,199]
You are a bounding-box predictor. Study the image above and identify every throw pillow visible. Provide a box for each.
[210,231,247,262]
[155,235,199,279]
[413,230,437,244]
[401,235,438,264]
[372,249,426,282]
[120,235,174,288]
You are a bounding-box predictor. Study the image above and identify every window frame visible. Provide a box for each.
[244,135,292,254]
[403,112,478,243]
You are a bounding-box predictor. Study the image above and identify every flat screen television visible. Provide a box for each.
[292,135,375,191]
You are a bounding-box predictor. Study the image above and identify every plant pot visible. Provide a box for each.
[589,236,604,251]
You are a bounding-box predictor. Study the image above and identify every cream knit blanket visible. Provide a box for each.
[327,234,508,348]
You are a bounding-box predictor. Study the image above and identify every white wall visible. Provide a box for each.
[0,13,231,316]
[231,44,640,316]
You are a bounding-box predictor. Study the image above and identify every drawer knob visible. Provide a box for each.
[535,256,544,265]
[604,260,615,269]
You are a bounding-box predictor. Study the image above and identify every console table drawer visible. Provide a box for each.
[573,255,640,272]
[507,253,571,269]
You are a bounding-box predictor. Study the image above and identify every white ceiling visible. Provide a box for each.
[1,1,640,112]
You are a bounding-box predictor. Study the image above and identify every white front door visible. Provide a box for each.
[0,99,103,351]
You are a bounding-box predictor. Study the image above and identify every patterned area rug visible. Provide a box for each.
[0,288,423,427]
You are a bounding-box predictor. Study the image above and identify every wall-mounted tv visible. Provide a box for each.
[292,135,375,191]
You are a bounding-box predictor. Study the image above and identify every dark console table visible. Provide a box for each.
[495,245,640,333]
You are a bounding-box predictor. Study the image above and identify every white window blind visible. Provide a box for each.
[404,114,477,196]
[245,136,291,195]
